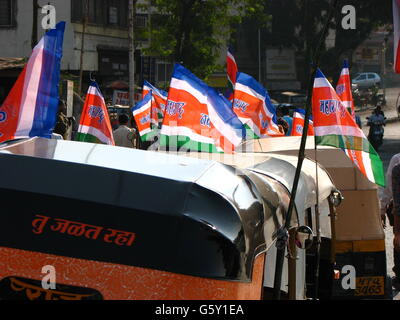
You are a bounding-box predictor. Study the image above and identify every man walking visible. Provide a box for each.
[392,163,400,290]
[113,114,136,148]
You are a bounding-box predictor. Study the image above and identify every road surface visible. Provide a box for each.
[360,91,400,299]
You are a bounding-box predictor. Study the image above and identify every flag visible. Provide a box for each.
[336,60,355,119]
[76,81,115,145]
[132,91,157,142]
[291,109,314,136]
[225,48,238,100]
[312,69,385,187]
[142,81,167,126]
[0,22,65,143]
[160,64,245,153]
[394,0,400,73]
[232,72,283,139]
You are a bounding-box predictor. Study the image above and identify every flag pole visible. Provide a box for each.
[273,0,339,300]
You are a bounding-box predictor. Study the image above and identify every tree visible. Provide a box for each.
[263,0,393,85]
[141,0,268,79]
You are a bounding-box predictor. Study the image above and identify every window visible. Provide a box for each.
[368,74,375,79]
[71,0,104,24]
[71,0,128,28]
[135,14,148,29]
[156,61,173,83]
[0,0,15,27]
[107,0,128,27]
[135,14,149,41]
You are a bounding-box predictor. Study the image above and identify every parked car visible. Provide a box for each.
[270,91,307,108]
[352,73,381,89]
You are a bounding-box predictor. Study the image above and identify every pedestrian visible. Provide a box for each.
[392,163,400,290]
[276,106,292,136]
[381,153,400,290]
[381,153,400,225]
[113,114,136,148]
[53,99,71,140]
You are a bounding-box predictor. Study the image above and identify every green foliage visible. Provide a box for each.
[141,0,268,79]
[263,0,393,82]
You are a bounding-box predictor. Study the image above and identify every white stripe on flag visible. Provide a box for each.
[227,51,236,63]
[315,125,364,138]
[144,85,167,100]
[78,124,113,145]
[132,99,152,116]
[207,101,242,147]
[161,125,215,145]
[139,127,153,136]
[235,83,276,120]
[170,78,207,105]
[313,77,331,88]
[87,86,106,103]
[15,39,45,137]
[340,68,350,76]
[363,151,375,182]
[341,100,352,109]
[235,83,265,103]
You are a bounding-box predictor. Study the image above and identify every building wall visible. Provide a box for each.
[0,0,137,73]
[0,0,75,71]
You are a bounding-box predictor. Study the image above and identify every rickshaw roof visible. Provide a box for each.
[180,151,336,213]
[0,137,217,183]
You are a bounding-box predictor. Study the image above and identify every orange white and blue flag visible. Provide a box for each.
[336,60,355,119]
[232,72,283,139]
[160,64,245,153]
[142,80,167,126]
[132,91,156,142]
[291,109,314,136]
[76,81,115,145]
[0,22,65,143]
[225,48,238,100]
[312,68,384,187]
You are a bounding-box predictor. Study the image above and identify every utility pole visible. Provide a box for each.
[382,36,388,98]
[129,0,137,107]
[258,28,262,83]
[31,0,39,49]
[78,0,89,96]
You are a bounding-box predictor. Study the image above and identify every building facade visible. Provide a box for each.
[0,0,174,103]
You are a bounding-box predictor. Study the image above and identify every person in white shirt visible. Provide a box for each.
[113,114,136,148]
[381,153,400,222]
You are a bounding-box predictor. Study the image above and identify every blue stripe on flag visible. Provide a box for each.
[294,108,313,120]
[315,68,326,79]
[171,64,208,97]
[205,85,246,139]
[143,80,168,99]
[171,63,245,140]
[236,72,279,125]
[30,21,65,138]
[132,91,152,113]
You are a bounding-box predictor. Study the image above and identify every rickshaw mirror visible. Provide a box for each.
[330,190,344,207]
[295,226,314,250]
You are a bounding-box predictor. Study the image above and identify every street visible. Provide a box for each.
[360,88,400,299]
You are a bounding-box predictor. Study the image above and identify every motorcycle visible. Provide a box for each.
[367,115,386,151]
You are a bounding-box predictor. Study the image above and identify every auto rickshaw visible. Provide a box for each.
[0,137,340,300]
[241,136,391,299]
